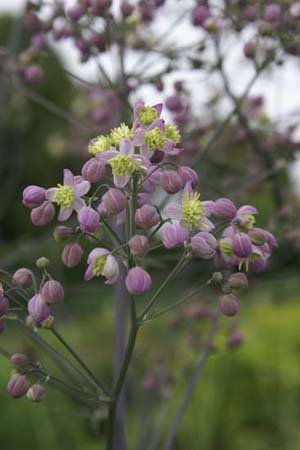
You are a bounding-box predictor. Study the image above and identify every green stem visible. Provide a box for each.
[102,218,123,246]
[51,327,109,397]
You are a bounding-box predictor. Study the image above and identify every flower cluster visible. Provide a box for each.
[21,100,276,309]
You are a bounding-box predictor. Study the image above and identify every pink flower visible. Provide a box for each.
[46,169,90,221]
[85,248,119,284]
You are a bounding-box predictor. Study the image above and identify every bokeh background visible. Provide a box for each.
[0,1,299,449]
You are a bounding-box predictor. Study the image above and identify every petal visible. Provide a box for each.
[74,197,85,212]
[201,217,215,232]
[114,175,130,189]
[237,205,258,216]
[149,118,164,131]
[63,169,74,186]
[116,209,126,226]
[45,188,57,201]
[133,128,145,146]
[164,202,182,220]
[163,140,176,155]
[153,103,163,115]
[120,138,134,156]
[134,99,144,117]
[74,180,90,197]
[58,207,73,221]
[84,264,95,281]
[203,201,215,216]
[96,150,118,163]
[87,248,109,264]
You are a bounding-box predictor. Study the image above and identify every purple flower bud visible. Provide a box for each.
[227,272,248,289]
[219,294,240,316]
[23,65,44,84]
[78,206,100,233]
[162,223,188,249]
[81,158,106,183]
[227,331,244,350]
[0,294,9,317]
[7,375,30,398]
[67,4,86,22]
[243,6,257,21]
[137,192,152,208]
[125,267,152,295]
[248,227,267,245]
[191,231,217,259]
[31,202,55,226]
[192,5,209,26]
[135,205,160,230]
[214,198,237,220]
[62,243,83,268]
[264,4,281,23]
[53,226,74,242]
[165,95,184,112]
[41,280,64,305]
[28,294,51,323]
[121,1,134,16]
[12,268,33,288]
[178,166,199,189]
[290,3,300,19]
[128,235,150,256]
[249,257,268,272]
[232,233,253,258]
[10,353,30,366]
[160,170,183,194]
[264,230,278,247]
[22,185,46,209]
[27,383,45,402]
[102,188,127,215]
[243,41,256,59]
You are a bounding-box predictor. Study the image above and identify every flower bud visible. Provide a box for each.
[121,1,134,16]
[0,294,9,317]
[81,158,106,183]
[135,205,160,230]
[227,331,244,350]
[53,226,74,242]
[13,268,33,288]
[248,227,267,245]
[23,65,44,84]
[214,198,237,220]
[264,4,281,22]
[137,192,152,208]
[244,41,256,58]
[62,243,83,268]
[102,188,127,215]
[191,231,217,259]
[36,257,50,270]
[41,280,64,304]
[219,294,240,316]
[160,170,183,194]
[27,383,45,402]
[10,353,30,366]
[162,223,188,249]
[178,166,199,189]
[28,294,51,323]
[232,232,253,258]
[192,5,209,26]
[128,235,150,256]
[227,272,248,289]
[31,202,55,226]
[78,206,100,233]
[165,95,184,112]
[7,375,30,398]
[67,4,86,21]
[22,185,46,209]
[125,267,152,295]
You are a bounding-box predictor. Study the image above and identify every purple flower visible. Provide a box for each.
[31,201,55,226]
[78,206,100,233]
[232,232,253,258]
[81,157,106,183]
[85,248,119,284]
[160,170,183,194]
[28,294,51,323]
[102,188,127,215]
[7,375,30,399]
[161,223,188,249]
[135,205,160,230]
[191,231,218,259]
[22,185,46,209]
[125,267,152,295]
[41,280,64,305]
[219,294,240,316]
[264,4,281,23]
[62,243,83,268]
[192,5,209,26]
[128,235,150,256]
[46,169,90,221]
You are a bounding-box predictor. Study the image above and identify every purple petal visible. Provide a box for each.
[153,103,163,115]
[237,205,258,216]
[74,197,85,212]
[58,207,73,221]
[164,202,182,220]
[45,188,57,201]
[63,169,74,186]
[84,264,95,281]
[87,248,109,264]
[114,175,130,189]
[120,138,134,156]
[74,180,90,197]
